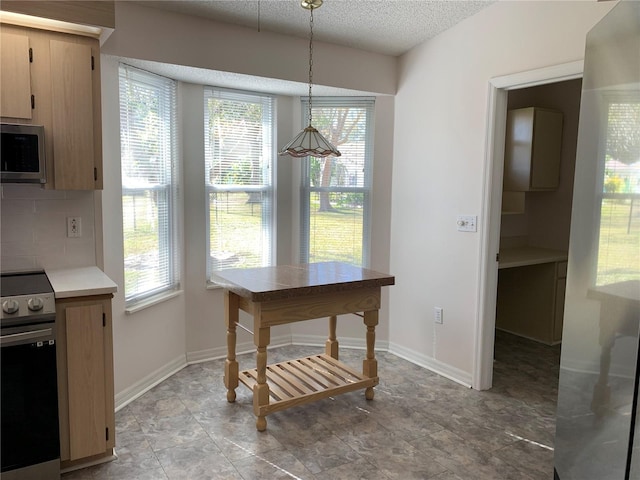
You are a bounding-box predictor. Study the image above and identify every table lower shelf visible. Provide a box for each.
[238,353,378,416]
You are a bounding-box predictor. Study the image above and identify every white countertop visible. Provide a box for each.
[46,266,118,299]
[499,246,568,269]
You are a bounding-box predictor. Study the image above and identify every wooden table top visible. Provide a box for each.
[212,262,395,302]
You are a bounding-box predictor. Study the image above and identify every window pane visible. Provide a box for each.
[209,191,269,270]
[307,191,365,265]
[119,65,178,303]
[204,88,274,276]
[597,99,640,286]
[301,98,374,267]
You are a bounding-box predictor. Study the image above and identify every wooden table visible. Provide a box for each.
[213,262,395,431]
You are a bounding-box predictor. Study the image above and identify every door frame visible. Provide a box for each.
[473,60,584,390]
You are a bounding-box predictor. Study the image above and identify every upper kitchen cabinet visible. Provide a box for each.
[0,32,32,119]
[50,39,99,190]
[0,24,103,190]
[503,107,564,192]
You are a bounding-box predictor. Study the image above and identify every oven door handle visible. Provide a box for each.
[1,328,54,346]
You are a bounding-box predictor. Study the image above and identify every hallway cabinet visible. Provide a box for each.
[496,258,567,345]
[503,107,564,192]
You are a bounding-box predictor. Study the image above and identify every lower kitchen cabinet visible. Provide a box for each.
[496,260,567,345]
[56,294,115,468]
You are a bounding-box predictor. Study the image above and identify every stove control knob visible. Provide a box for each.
[2,299,19,314]
[27,297,44,312]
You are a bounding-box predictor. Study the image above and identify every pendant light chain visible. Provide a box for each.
[307,6,314,126]
[278,0,340,157]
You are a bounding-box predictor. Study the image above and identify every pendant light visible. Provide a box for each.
[279,0,341,158]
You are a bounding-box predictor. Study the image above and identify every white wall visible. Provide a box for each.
[102,2,396,96]
[101,55,187,400]
[389,1,615,384]
[99,2,396,403]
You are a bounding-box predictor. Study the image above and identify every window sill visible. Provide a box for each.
[125,289,183,314]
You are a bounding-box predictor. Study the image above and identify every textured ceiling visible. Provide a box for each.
[120,0,494,96]
[135,0,494,57]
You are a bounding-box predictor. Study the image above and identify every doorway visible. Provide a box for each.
[475,62,584,391]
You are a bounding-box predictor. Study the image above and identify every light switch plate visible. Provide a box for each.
[457,215,477,232]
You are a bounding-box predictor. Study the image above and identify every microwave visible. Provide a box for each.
[1,123,46,184]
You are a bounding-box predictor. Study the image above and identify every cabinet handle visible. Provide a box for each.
[29,47,33,63]
[31,95,35,109]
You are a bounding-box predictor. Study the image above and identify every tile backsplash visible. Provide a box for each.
[0,184,97,272]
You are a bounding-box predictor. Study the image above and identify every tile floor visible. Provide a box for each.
[63,330,561,480]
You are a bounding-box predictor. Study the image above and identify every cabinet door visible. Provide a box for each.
[50,39,95,190]
[496,263,556,344]
[0,32,32,119]
[530,109,563,189]
[503,107,563,192]
[65,303,106,461]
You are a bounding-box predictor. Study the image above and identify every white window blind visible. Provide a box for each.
[204,87,274,277]
[597,95,640,286]
[119,64,179,304]
[301,97,374,267]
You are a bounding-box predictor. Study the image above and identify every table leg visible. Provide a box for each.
[253,325,270,431]
[325,315,339,360]
[224,291,239,403]
[363,310,378,400]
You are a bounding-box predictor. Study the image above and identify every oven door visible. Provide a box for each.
[1,319,60,479]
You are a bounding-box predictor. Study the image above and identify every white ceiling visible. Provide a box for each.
[122,0,494,96]
[135,0,493,56]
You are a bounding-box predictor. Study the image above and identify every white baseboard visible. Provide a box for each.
[290,333,389,351]
[115,336,471,412]
[115,354,187,411]
[185,334,293,364]
[388,341,472,388]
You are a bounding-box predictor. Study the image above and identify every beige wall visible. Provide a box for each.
[389,1,616,384]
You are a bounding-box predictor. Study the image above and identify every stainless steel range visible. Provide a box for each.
[1,270,61,480]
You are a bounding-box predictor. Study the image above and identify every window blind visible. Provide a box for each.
[597,96,640,286]
[300,97,375,267]
[119,64,179,304]
[204,87,275,276]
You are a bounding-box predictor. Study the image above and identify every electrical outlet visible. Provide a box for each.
[434,307,443,324]
[67,217,82,238]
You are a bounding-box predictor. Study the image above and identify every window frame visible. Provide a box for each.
[203,86,276,281]
[300,97,375,267]
[119,63,180,307]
